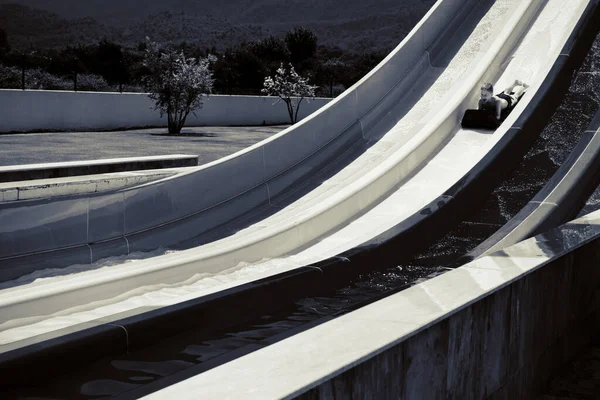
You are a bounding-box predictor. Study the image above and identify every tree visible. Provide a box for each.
[345,50,387,87]
[94,39,129,86]
[0,28,10,59]
[262,63,318,124]
[143,38,214,134]
[251,36,290,70]
[284,27,317,68]
[64,49,86,91]
[317,59,346,97]
[212,46,264,95]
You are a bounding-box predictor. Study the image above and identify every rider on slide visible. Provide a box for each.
[478,80,529,120]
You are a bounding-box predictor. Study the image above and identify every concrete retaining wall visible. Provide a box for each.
[0,90,331,133]
[298,238,600,399]
[137,210,600,399]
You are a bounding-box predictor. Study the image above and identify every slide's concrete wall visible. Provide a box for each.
[0,90,331,133]
[298,248,599,399]
[138,210,600,399]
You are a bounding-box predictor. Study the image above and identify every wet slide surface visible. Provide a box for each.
[3,2,596,394]
[410,30,600,269]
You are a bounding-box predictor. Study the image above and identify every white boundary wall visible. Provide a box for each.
[0,89,331,132]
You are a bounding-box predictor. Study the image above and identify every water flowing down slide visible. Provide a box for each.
[463,104,600,260]
[0,0,598,344]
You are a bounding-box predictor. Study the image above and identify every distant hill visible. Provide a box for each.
[0,4,109,49]
[0,0,436,52]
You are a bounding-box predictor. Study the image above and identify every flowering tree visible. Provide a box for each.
[262,63,317,124]
[143,38,214,134]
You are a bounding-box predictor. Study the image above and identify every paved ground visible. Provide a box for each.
[0,126,288,166]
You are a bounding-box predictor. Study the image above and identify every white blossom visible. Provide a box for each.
[143,38,214,134]
[262,63,317,124]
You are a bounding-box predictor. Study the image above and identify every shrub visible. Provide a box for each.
[143,38,214,134]
[262,63,318,124]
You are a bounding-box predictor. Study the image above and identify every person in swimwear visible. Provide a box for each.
[479,80,529,120]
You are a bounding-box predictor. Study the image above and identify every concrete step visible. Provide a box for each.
[0,154,198,182]
[0,169,182,202]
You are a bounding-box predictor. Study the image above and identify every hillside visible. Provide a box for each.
[2,0,433,23]
[0,0,436,52]
[0,4,109,49]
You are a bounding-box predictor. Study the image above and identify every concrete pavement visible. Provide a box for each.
[0,126,288,166]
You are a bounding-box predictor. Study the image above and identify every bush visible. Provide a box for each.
[143,38,214,134]
[0,62,144,92]
[26,68,72,90]
[0,63,21,88]
[262,63,317,124]
[75,73,112,91]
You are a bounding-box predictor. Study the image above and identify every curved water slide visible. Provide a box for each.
[464,106,600,260]
[0,0,549,272]
[0,0,597,335]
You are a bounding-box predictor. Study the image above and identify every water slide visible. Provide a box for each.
[464,105,600,260]
[0,0,598,344]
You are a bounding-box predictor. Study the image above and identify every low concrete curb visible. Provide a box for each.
[0,154,198,182]
[0,170,177,202]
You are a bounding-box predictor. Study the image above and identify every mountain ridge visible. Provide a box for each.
[0,1,436,52]
[1,0,433,23]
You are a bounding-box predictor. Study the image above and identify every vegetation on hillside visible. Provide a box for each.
[1,1,435,52]
[0,25,387,97]
[0,1,436,96]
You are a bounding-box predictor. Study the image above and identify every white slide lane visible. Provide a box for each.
[0,0,593,345]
